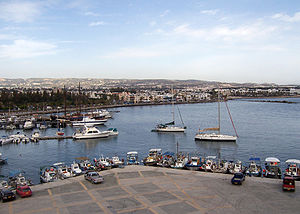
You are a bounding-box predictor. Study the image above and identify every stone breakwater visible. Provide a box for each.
[1,165,299,214]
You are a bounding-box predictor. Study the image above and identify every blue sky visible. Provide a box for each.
[0,0,300,84]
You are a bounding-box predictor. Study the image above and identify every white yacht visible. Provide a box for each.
[71,117,107,127]
[73,126,109,139]
[24,120,34,130]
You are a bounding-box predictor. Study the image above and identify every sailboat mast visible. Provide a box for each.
[172,85,175,123]
[218,89,221,135]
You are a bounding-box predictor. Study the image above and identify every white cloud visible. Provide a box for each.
[160,10,170,17]
[0,40,57,59]
[0,1,41,23]
[149,21,156,26]
[89,21,106,26]
[272,12,300,22]
[201,9,219,15]
[172,22,277,41]
[84,11,100,17]
[103,48,164,59]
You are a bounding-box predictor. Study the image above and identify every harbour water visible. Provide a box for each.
[0,97,300,184]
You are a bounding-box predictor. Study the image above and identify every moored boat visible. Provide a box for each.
[263,157,282,179]
[71,117,107,127]
[245,158,262,177]
[127,151,139,165]
[73,126,109,139]
[143,149,162,166]
[284,159,300,180]
[185,156,203,171]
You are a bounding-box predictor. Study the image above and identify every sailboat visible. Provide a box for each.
[152,87,186,132]
[195,90,237,141]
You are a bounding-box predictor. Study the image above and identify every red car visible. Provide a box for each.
[282,177,295,192]
[16,185,32,197]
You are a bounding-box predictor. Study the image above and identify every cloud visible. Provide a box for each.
[149,21,156,26]
[160,10,170,17]
[272,12,300,22]
[84,11,100,17]
[201,9,219,15]
[89,21,106,26]
[103,48,164,59]
[172,22,277,41]
[0,40,57,59]
[0,1,41,23]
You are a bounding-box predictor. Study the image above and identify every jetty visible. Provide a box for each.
[37,136,73,140]
[1,165,299,214]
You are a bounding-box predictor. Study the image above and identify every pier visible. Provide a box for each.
[37,136,73,140]
[1,165,299,214]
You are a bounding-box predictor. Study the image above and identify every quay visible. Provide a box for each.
[37,136,73,140]
[1,165,299,214]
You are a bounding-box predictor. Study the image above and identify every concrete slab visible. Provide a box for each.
[143,191,177,204]
[96,186,127,198]
[106,197,142,211]
[50,182,84,195]
[118,171,141,179]
[31,189,50,198]
[54,191,90,206]
[140,171,165,177]
[12,196,53,214]
[130,182,160,193]
[158,201,199,214]
[63,202,104,214]
[120,208,154,214]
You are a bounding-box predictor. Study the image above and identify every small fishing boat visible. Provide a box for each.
[230,160,244,174]
[171,152,189,169]
[0,153,7,164]
[8,171,33,188]
[23,120,34,130]
[71,162,82,176]
[111,156,124,168]
[56,129,64,136]
[263,157,282,179]
[245,158,262,177]
[73,126,109,139]
[185,156,203,171]
[203,156,217,172]
[40,166,58,183]
[126,151,139,165]
[96,156,112,170]
[157,152,175,167]
[53,162,72,179]
[284,159,300,180]
[0,136,13,146]
[75,157,95,172]
[143,149,162,166]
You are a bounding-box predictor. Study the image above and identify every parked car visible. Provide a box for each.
[84,171,104,184]
[282,177,295,192]
[0,189,16,202]
[16,185,32,197]
[231,172,245,185]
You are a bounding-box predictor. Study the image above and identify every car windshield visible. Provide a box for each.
[21,188,31,192]
[91,173,98,177]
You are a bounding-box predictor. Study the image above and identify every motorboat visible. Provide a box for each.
[143,149,162,166]
[73,126,109,139]
[5,124,16,130]
[263,157,282,179]
[71,117,107,127]
[0,153,7,164]
[171,153,189,169]
[40,166,58,183]
[8,171,33,188]
[23,120,34,130]
[96,156,112,170]
[245,157,262,177]
[0,136,13,146]
[75,157,94,171]
[284,159,300,180]
[91,109,112,118]
[203,156,217,172]
[105,128,119,136]
[111,156,124,168]
[30,132,40,142]
[157,152,175,167]
[185,156,203,171]
[230,160,243,174]
[10,132,27,143]
[71,162,82,176]
[56,129,64,136]
[127,151,139,165]
[53,162,72,179]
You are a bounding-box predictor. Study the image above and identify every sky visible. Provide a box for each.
[0,0,300,84]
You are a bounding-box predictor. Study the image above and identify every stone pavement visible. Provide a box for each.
[0,165,299,214]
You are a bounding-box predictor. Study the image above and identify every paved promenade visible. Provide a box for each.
[0,165,299,214]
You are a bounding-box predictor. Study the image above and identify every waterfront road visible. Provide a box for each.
[0,165,299,214]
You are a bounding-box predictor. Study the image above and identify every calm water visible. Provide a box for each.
[1,98,300,184]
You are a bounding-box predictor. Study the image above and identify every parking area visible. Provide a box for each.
[0,165,299,214]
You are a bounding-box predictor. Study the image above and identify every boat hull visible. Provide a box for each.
[73,133,109,140]
[195,134,237,141]
[154,127,186,132]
